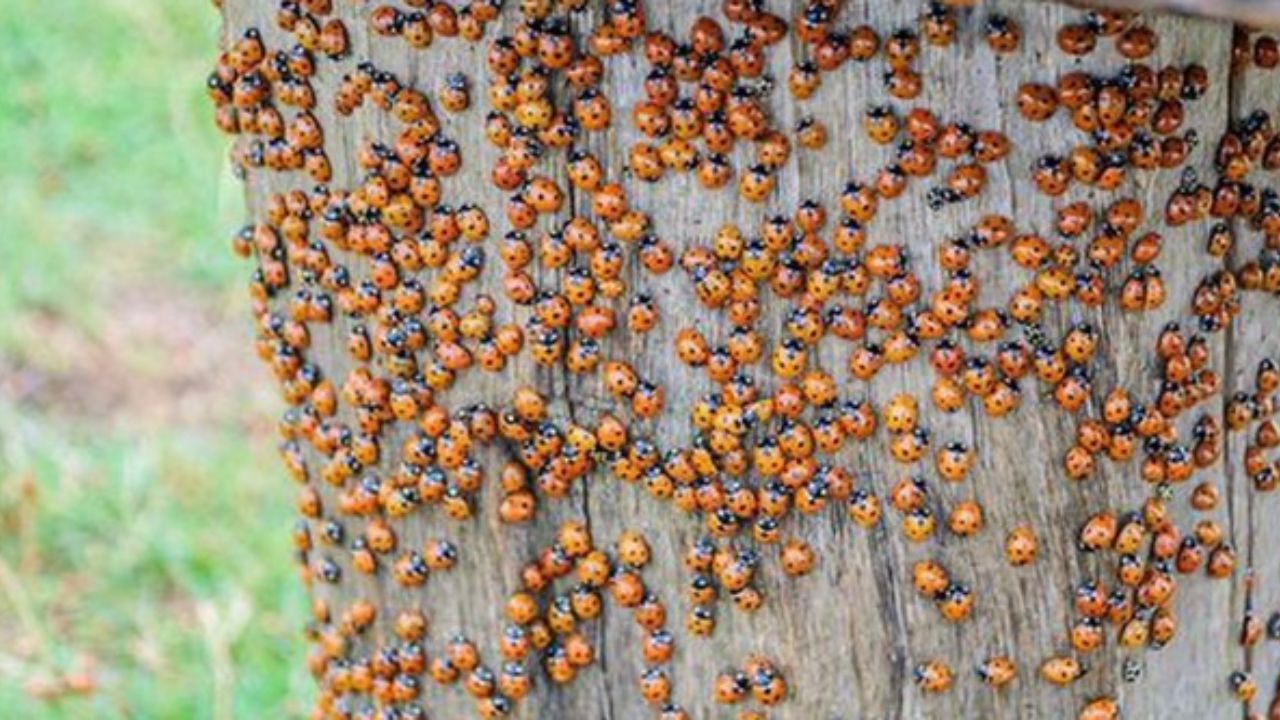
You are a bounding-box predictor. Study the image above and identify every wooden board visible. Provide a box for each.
[214,0,1280,717]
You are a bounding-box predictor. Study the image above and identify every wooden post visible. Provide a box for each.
[212,1,1280,717]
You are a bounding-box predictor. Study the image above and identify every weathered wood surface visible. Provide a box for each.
[1098,0,1280,28]
[1226,30,1280,720]
[218,0,1280,717]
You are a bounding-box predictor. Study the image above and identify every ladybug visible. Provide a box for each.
[1004,525,1039,566]
[440,72,470,113]
[985,15,1020,53]
[796,117,829,149]
[750,666,787,706]
[788,61,821,99]
[497,663,531,701]
[1032,155,1071,196]
[905,108,941,142]
[424,539,458,570]
[639,667,673,705]
[899,140,938,177]
[713,670,751,707]
[773,535,814,573]
[1183,64,1211,100]
[1256,35,1280,68]
[1229,670,1256,702]
[755,130,791,168]
[1063,323,1098,364]
[464,666,496,698]
[1116,25,1157,60]
[1205,223,1234,257]
[1053,367,1092,413]
[876,164,909,200]
[686,606,716,636]
[1072,581,1107,619]
[882,393,919,434]
[1207,543,1237,579]
[1055,202,1093,238]
[1040,656,1086,686]
[913,660,953,693]
[974,130,1011,163]
[947,500,984,536]
[913,559,951,598]
[1115,554,1145,588]
[863,105,899,144]
[932,376,965,413]
[443,635,479,674]
[947,162,986,199]
[1259,357,1280,392]
[573,88,612,131]
[883,68,923,100]
[1078,697,1120,720]
[1057,23,1097,56]
[848,489,883,528]
[935,442,974,482]
[642,629,675,665]
[890,427,930,465]
[936,582,974,622]
[390,610,428,644]
[1069,616,1104,653]
[848,24,881,62]
[1017,83,1058,122]
[884,28,920,68]
[738,164,775,203]
[976,655,1017,688]
[934,122,974,159]
[732,586,765,613]
[889,475,929,513]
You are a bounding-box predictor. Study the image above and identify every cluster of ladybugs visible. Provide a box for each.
[1230,359,1280,490]
[625,9,801,198]
[1018,23,1208,199]
[1171,109,1280,333]
[209,3,346,183]
[794,2,1020,211]
[208,0,1280,717]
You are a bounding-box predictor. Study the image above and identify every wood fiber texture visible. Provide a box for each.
[214,0,1280,718]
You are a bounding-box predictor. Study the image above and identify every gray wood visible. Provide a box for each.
[215,0,1280,717]
[1096,0,1280,29]
[1225,36,1280,720]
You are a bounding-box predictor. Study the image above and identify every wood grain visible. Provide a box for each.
[1085,0,1280,29]
[216,0,1280,717]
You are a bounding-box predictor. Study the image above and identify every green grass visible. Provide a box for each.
[0,411,311,719]
[0,0,311,717]
[0,0,245,348]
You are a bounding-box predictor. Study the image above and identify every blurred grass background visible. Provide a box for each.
[0,1,310,718]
